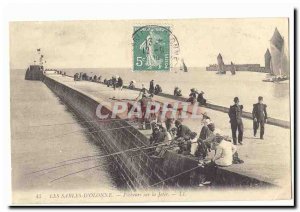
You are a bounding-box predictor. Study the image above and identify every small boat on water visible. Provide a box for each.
[230,61,236,75]
[180,59,188,72]
[262,74,289,83]
[216,53,226,74]
[263,28,289,83]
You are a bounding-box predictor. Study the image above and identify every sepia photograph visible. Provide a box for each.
[4,1,296,207]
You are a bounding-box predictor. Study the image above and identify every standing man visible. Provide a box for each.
[228,97,244,145]
[149,80,155,95]
[252,96,268,139]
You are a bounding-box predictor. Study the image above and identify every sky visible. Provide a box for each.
[9,18,289,69]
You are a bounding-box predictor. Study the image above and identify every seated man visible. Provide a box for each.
[149,126,167,156]
[129,80,135,89]
[186,88,198,104]
[197,91,207,106]
[174,120,192,140]
[212,133,237,167]
[174,86,182,97]
[194,119,215,159]
[149,126,166,146]
[177,131,197,155]
[154,84,162,95]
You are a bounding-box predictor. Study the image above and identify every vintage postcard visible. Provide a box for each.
[10,18,293,205]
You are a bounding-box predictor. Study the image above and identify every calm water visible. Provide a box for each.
[11,69,120,192]
[63,67,290,121]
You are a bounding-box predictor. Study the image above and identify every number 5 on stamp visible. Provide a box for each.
[133,26,170,71]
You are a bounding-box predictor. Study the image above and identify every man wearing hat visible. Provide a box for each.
[174,119,192,140]
[252,96,268,139]
[187,88,198,104]
[228,97,244,145]
[212,132,237,167]
[197,91,207,106]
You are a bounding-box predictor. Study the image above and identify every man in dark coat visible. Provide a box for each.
[197,91,207,106]
[149,80,155,94]
[174,120,191,139]
[149,127,166,145]
[228,97,244,145]
[252,96,268,139]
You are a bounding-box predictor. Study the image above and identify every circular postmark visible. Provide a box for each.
[132,25,180,71]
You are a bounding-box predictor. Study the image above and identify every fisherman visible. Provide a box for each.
[149,79,155,95]
[186,88,198,104]
[174,119,192,140]
[129,80,135,89]
[92,75,96,82]
[164,118,174,132]
[197,91,207,106]
[82,73,87,81]
[136,84,150,100]
[212,132,237,167]
[174,86,182,97]
[117,77,123,90]
[73,73,79,81]
[154,84,162,95]
[177,132,197,155]
[194,119,215,159]
[252,96,268,139]
[228,97,244,145]
[149,126,166,146]
[112,76,117,90]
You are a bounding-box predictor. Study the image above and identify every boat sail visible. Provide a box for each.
[230,61,236,75]
[217,53,226,74]
[269,28,289,80]
[180,59,188,72]
[263,28,289,82]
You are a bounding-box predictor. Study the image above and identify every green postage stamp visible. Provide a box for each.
[133,26,170,71]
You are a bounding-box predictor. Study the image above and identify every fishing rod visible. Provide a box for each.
[28,118,127,128]
[29,141,169,174]
[30,135,202,175]
[49,140,204,184]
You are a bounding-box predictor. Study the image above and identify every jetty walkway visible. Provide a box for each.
[45,74,291,188]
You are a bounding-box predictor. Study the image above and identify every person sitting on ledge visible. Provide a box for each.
[211,131,237,167]
[194,119,215,159]
[186,88,198,104]
[117,77,123,90]
[177,131,197,155]
[154,84,162,95]
[97,75,102,82]
[174,86,182,97]
[149,126,166,151]
[197,91,207,106]
[93,75,97,82]
[174,119,192,140]
[128,80,136,89]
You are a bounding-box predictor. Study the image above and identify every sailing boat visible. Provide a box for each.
[263,28,289,82]
[230,61,236,75]
[216,53,226,74]
[180,59,188,72]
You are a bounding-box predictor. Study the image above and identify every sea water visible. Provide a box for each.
[11,69,121,192]
[63,67,290,121]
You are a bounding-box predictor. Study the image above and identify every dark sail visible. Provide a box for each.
[270,28,289,76]
[183,61,188,72]
[217,53,226,74]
